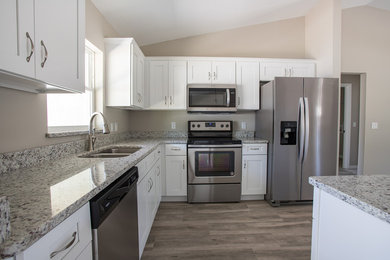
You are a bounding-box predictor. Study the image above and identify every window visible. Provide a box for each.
[47,41,102,134]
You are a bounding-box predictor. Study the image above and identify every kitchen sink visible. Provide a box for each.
[78,146,141,158]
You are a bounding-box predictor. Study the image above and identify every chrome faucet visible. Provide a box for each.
[89,112,110,151]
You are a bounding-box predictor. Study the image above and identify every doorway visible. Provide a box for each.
[339,74,365,175]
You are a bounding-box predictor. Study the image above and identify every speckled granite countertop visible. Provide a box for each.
[309,175,390,224]
[240,138,268,144]
[0,138,186,258]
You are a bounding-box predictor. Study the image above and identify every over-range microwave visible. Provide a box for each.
[187,84,237,113]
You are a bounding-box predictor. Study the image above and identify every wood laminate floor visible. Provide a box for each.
[142,201,313,260]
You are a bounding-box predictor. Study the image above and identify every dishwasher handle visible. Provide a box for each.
[90,167,138,229]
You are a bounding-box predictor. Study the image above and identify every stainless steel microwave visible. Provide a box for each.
[187,84,237,113]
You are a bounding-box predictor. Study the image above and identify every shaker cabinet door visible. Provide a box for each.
[242,155,267,195]
[0,0,35,78]
[187,61,211,84]
[165,156,187,196]
[169,61,187,109]
[148,61,169,109]
[35,0,85,92]
[237,61,260,110]
[212,61,236,84]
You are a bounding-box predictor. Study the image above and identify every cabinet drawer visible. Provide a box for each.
[243,144,267,155]
[23,203,92,260]
[165,144,186,156]
[137,147,162,182]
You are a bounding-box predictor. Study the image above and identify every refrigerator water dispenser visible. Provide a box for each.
[280,121,297,145]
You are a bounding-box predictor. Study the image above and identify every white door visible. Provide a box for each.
[260,62,288,81]
[0,0,35,78]
[187,61,211,84]
[169,61,187,109]
[242,155,267,195]
[289,63,316,77]
[155,160,162,205]
[148,61,169,109]
[236,61,260,110]
[137,178,150,256]
[165,156,187,196]
[133,46,144,108]
[148,173,157,222]
[212,61,236,84]
[35,0,84,92]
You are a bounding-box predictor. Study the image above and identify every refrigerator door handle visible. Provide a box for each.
[303,97,310,162]
[298,97,305,163]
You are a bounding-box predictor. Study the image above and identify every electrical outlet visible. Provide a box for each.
[371,122,378,129]
[114,122,118,132]
[171,122,176,129]
[352,122,357,128]
[241,122,247,130]
[110,123,115,131]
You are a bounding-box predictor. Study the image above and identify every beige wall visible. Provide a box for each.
[342,6,390,174]
[305,0,342,77]
[0,0,130,153]
[126,111,255,132]
[141,17,306,58]
[341,74,360,165]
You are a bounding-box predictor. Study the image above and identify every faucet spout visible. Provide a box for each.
[89,112,110,151]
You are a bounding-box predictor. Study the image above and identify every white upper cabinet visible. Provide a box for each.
[236,61,260,110]
[169,61,187,109]
[148,61,169,109]
[212,61,236,84]
[0,0,85,93]
[0,0,35,78]
[147,60,187,110]
[188,60,235,84]
[35,0,85,92]
[260,60,316,81]
[105,38,145,109]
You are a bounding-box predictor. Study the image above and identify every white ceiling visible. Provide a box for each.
[92,0,390,46]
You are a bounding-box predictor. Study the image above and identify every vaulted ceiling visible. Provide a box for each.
[91,0,390,46]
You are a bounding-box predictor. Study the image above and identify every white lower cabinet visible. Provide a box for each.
[22,203,92,260]
[241,144,268,197]
[137,146,162,259]
[165,144,187,197]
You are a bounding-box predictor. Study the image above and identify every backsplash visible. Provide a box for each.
[0,130,254,175]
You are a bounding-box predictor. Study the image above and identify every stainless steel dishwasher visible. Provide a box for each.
[90,166,139,260]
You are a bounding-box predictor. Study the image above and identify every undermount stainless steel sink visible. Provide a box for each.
[78,146,141,158]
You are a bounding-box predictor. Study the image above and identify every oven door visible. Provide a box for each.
[187,145,242,184]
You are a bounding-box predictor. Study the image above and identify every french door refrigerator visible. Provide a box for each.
[255,77,339,206]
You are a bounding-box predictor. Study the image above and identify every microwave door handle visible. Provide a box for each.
[226,89,230,107]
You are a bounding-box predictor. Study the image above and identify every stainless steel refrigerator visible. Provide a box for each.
[255,77,339,205]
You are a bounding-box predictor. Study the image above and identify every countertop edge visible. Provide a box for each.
[309,177,390,225]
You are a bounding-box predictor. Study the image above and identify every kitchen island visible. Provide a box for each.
[309,175,390,260]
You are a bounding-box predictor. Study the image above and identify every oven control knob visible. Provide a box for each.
[221,124,224,128]
[225,124,229,128]
[192,124,195,128]
[197,124,200,128]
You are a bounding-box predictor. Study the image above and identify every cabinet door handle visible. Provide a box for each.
[208,71,211,80]
[213,71,216,80]
[170,96,172,105]
[284,68,288,76]
[40,40,48,68]
[164,96,167,105]
[182,160,185,170]
[290,68,293,77]
[243,161,247,169]
[157,166,160,176]
[26,32,34,62]
[148,178,152,192]
[238,96,240,106]
[50,231,77,258]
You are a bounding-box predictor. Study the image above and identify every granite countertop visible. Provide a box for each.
[240,138,268,144]
[0,138,186,258]
[309,175,390,224]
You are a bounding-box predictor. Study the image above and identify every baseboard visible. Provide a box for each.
[241,195,265,201]
[161,196,187,202]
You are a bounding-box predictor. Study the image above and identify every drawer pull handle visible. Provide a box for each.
[171,148,181,151]
[250,148,260,150]
[50,231,77,258]
[182,160,185,170]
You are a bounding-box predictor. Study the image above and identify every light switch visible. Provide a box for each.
[371,122,378,129]
[241,122,247,130]
[352,122,357,128]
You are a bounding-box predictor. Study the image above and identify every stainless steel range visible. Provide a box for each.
[187,121,242,203]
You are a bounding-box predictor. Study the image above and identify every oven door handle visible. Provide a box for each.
[187,144,242,148]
